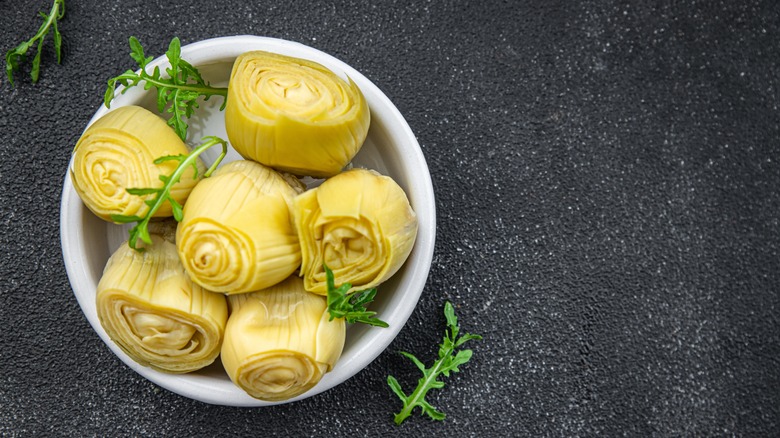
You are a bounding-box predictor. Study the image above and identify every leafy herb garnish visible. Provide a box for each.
[387,301,481,425]
[111,136,228,251]
[104,36,228,141]
[5,0,66,87]
[324,264,389,327]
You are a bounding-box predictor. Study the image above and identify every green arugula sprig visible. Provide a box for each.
[104,36,228,141]
[5,0,65,87]
[387,302,482,425]
[324,264,389,327]
[111,136,228,250]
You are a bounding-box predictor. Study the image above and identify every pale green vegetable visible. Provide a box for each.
[225,50,370,177]
[97,234,228,374]
[295,168,418,295]
[71,105,204,223]
[221,276,345,401]
[176,160,303,294]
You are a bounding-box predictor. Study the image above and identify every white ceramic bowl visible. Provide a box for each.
[60,36,435,406]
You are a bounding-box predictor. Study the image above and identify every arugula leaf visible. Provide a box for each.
[111,136,228,251]
[387,301,482,425]
[104,36,228,141]
[5,0,66,87]
[324,264,389,327]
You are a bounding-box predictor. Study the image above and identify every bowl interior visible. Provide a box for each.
[60,36,435,406]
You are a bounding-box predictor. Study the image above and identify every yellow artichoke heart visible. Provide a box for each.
[221,276,346,401]
[176,160,303,294]
[294,168,418,294]
[225,50,370,177]
[96,234,228,374]
[71,105,203,222]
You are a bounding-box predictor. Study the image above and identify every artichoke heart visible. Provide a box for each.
[96,234,228,374]
[176,160,304,294]
[294,168,418,294]
[225,50,370,177]
[221,276,346,401]
[71,105,203,222]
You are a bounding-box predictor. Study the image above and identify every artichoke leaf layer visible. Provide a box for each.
[225,51,370,177]
[221,276,346,401]
[71,105,203,222]
[176,160,303,294]
[96,234,228,374]
[294,168,418,294]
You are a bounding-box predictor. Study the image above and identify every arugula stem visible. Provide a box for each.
[143,136,225,219]
[5,0,65,86]
[104,37,228,141]
[394,352,447,425]
[30,1,64,43]
[139,74,227,97]
[323,264,388,327]
[388,302,481,425]
[113,136,228,250]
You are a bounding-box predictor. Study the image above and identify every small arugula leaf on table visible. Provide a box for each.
[324,264,389,328]
[5,0,66,87]
[104,36,228,141]
[110,136,228,251]
[387,301,482,425]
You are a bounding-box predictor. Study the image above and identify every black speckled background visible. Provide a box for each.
[2,0,779,436]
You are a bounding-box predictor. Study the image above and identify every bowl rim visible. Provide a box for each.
[59,35,436,406]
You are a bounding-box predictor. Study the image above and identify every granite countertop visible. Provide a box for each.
[1,0,778,435]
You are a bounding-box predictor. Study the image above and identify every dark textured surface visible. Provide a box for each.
[2,0,779,436]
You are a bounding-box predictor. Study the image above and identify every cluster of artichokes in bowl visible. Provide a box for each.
[60,36,435,406]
